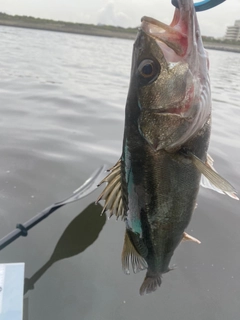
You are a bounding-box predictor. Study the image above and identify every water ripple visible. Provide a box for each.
[0,27,240,320]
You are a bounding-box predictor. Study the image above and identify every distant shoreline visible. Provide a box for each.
[203,42,240,53]
[0,20,137,40]
[0,16,240,53]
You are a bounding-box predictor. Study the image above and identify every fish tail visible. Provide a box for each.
[139,271,162,295]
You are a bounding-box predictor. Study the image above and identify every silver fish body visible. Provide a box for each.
[97,0,238,295]
[120,0,211,294]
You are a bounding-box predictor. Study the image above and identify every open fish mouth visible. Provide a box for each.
[136,0,212,151]
[141,0,196,60]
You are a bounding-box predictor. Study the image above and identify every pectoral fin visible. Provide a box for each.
[96,160,125,219]
[122,231,148,274]
[188,152,239,200]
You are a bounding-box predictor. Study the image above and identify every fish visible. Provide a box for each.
[97,0,238,295]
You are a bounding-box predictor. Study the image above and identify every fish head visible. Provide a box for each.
[130,0,211,151]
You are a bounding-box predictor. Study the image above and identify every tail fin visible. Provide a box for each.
[139,271,162,295]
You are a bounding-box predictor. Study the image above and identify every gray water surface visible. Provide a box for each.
[0,26,240,320]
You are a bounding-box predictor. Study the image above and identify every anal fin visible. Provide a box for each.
[121,231,148,275]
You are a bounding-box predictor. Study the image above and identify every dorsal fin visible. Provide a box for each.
[96,160,125,219]
[121,231,148,274]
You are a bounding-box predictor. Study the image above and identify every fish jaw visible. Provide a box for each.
[141,0,197,59]
[136,0,211,151]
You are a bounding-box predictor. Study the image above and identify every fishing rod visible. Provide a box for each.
[0,165,108,251]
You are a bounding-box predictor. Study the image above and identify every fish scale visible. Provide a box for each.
[97,0,238,295]
[121,0,212,291]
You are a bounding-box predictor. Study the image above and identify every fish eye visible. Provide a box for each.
[140,60,154,78]
[138,59,160,84]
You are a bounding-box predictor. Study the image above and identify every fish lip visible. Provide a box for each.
[144,107,186,117]
[140,16,184,36]
[152,109,182,116]
[140,0,195,57]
